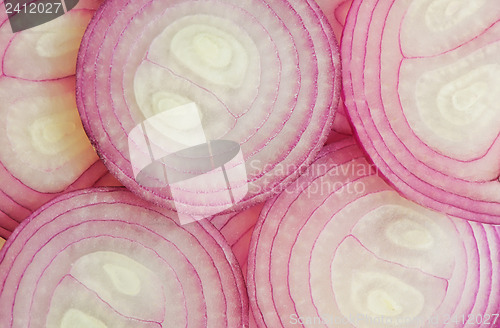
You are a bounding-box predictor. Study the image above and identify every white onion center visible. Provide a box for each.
[61,309,108,328]
[36,28,84,58]
[425,0,486,31]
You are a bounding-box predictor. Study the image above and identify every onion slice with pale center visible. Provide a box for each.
[248,138,500,327]
[342,0,500,223]
[0,188,248,328]
[76,0,340,217]
[0,0,108,234]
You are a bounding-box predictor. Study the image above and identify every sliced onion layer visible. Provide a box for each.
[342,0,500,223]
[76,0,341,217]
[0,188,248,328]
[248,137,500,328]
[0,0,108,235]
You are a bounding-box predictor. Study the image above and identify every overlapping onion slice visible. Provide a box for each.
[248,138,500,328]
[0,0,107,235]
[0,188,248,328]
[211,203,264,328]
[342,0,500,223]
[210,203,263,279]
[314,0,354,138]
[76,0,340,215]
[314,0,352,39]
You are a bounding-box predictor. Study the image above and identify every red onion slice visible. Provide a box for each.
[342,0,500,223]
[248,138,500,328]
[0,0,108,234]
[76,0,340,217]
[0,188,248,328]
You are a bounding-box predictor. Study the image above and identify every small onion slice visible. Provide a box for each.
[0,188,248,328]
[248,138,500,328]
[0,0,108,234]
[76,0,340,216]
[342,0,500,223]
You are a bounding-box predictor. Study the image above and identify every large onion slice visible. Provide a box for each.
[0,0,107,234]
[342,0,500,223]
[76,0,341,217]
[248,138,500,328]
[0,188,248,327]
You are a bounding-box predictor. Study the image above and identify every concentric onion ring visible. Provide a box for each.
[248,138,500,327]
[0,0,107,236]
[76,0,340,216]
[342,0,500,223]
[0,188,248,327]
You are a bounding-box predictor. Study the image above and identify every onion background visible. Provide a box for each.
[0,0,499,327]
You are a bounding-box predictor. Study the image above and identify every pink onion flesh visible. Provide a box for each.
[315,0,354,139]
[76,0,341,216]
[0,188,248,328]
[342,0,500,223]
[0,0,108,235]
[248,137,500,328]
[210,203,264,328]
[315,0,353,39]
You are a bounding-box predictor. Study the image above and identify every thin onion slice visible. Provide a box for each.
[248,137,500,328]
[0,0,108,234]
[210,203,263,279]
[76,0,341,217]
[0,188,248,328]
[210,203,264,328]
[342,0,500,223]
[314,0,354,138]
